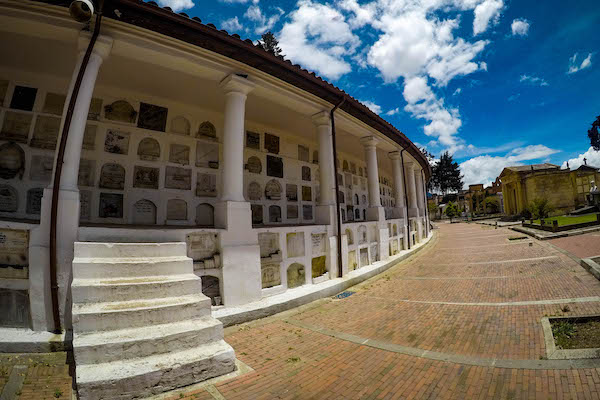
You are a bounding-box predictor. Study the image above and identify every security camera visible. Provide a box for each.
[69,0,94,22]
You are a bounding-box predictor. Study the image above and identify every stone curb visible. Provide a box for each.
[510,225,600,241]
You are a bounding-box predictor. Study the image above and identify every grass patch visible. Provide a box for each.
[551,317,600,349]
[532,213,598,227]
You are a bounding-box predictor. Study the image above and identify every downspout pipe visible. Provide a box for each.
[330,97,346,278]
[400,149,410,250]
[421,169,429,237]
[49,1,104,333]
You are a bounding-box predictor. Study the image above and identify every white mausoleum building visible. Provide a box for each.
[0,0,431,396]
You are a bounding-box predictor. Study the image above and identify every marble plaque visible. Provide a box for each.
[133,166,159,189]
[258,233,279,258]
[348,250,357,271]
[30,115,60,149]
[360,248,369,267]
[0,289,30,327]
[197,121,216,140]
[171,116,191,136]
[345,173,352,189]
[26,188,43,215]
[286,232,305,258]
[302,205,313,220]
[358,225,368,244]
[298,145,309,162]
[246,131,260,149]
[264,133,279,154]
[0,229,29,277]
[287,263,305,288]
[169,144,189,165]
[302,186,312,202]
[311,256,327,279]
[287,205,298,219]
[246,156,262,174]
[195,142,219,169]
[137,138,160,161]
[286,184,297,201]
[42,93,65,115]
[312,150,319,164]
[104,100,137,123]
[261,263,281,288]
[196,173,217,197]
[251,204,263,224]
[390,239,399,255]
[82,124,97,150]
[166,199,188,221]
[99,163,125,190]
[247,182,262,201]
[347,206,354,221]
[302,166,311,181]
[1,112,32,143]
[370,243,379,262]
[264,179,282,200]
[196,203,215,226]
[165,167,191,190]
[104,129,130,155]
[0,143,25,180]
[88,98,103,121]
[0,185,17,212]
[269,205,281,223]
[312,233,326,254]
[266,155,283,178]
[186,232,218,261]
[0,80,7,104]
[99,193,123,218]
[78,159,95,187]
[79,190,91,220]
[132,199,156,225]
[138,103,167,132]
[10,86,37,111]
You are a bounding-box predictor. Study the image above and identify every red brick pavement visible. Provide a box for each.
[549,232,600,259]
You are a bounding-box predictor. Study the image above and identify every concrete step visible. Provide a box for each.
[76,340,236,400]
[72,294,211,333]
[72,256,192,279]
[71,274,202,303]
[74,242,187,259]
[73,318,223,365]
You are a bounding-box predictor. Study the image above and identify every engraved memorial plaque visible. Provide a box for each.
[104,129,130,155]
[246,131,260,149]
[169,144,189,165]
[0,112,32,143]
[10,86,37,111]
[0,185,17,212]
[195,142,219,169]
[165,166,191,190]
[78,159,95,187]
[197,121,216,140]
[261,263,281,288]
[186,232,218,261]
[0,229,29,279]
[312,233,326,254]
[287,263,305,288]
[286,232,305,258]
[167,199,187,220]
[80,190,91,220]
[266,155,283,178]
[302,166,311,181]
[99,193,123,218]
[264,133,279,154]
[30,115,60,149]
[287,205,298,219]
[246,156,262,174]
[347,205,354,221]
[82,124,97,150]
[132,199,157,225]
[104,100,137,123]
[195,203,215,226]
[251,204,263,224]
[196,173,217,197]
[303,205,313,220]
[0,289,31,327]
[302,186,312,202]
[138,102,167,132]
[371,243,379,262]
[0,143,25,179]
[264,179,282,200]
[137,137,160,161]
[88,98,103,121]
[360,248,369,267]
[269,205,281,223]
[247,182,262,201]
[99,163,125,190]
[26,188,43,215]
[286,184,297,201]
[171,116,190,136]
[358,225,368,244]
[298,145,309,162]
[311,256,327,278]
[348,250,357,271]
[259,233,279,258]
[133,166,159,189]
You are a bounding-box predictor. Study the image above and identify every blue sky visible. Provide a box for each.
[158,0,600,187]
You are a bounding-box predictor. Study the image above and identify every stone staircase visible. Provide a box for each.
[71,242,235,400]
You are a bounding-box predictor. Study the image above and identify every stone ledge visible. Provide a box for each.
[0,328,69,353]
[510,224,600,240]
[214,232,435,327]
[581,257,600,281]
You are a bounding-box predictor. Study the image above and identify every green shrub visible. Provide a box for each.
[528,198,554,220]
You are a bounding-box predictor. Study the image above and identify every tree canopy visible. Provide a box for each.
[589,115,600,151]
[259,31,283,56]
[430,151,464,194]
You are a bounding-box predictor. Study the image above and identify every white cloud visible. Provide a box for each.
[473,0,504,35]
[520,74,549,86]
[511,18,530,36]
[568,52,593,74]
[386,107,400,115]
[278,0,360,80]
[338,0,376,28]
[562,147,600,169]
[156,0,194,12]
[220,0,258,3]
[245,5,284,34]
[360,100,382,114]
[221,16,243,32]
[453,88,462,96]
[507,93,520,101]
[460,145,559,187]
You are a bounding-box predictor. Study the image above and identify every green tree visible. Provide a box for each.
[259,31,283,56]
[428,201,439,218]
[528,198,554,220]
[431,151,464,194]
[484,197,500,214]
[444,201,459,222]
[589,115,600,151]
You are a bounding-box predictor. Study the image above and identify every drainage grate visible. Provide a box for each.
[334,291,355,299]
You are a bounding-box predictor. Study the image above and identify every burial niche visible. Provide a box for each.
[137,138,160,161]
[287,263,305,289]
[393,224,398,236]
[104,100,137,123]
[195,142,219,169]
[246,131,260,149]
[286,184,298,201]
[302,205,313,220]
[197,121,216,140]
[0,185,18,212]
[354,209,360,220]
[30,115,60,149]
[286,232,305,258]
[165,166,191,190]
[311,256,327,279]
[171,116,191,136]
[302,186,312,202]
[42,93,65,115]
[78,159,95,187]
[137,103,168,132]
[83,125,97,150]
[358,225,367,244]
[261,263,281,289]
[0,112,32,143]
[99,163,125,190]
[195,203,215,226]
[269,205,282,223]
[0,289,30,328]
[104,129,130,155]
[287,205,298,219]
[312,150,319,164]
[264,179,282,200]
[201,276,221,306]
[348,250,357,271]
[247,182,262,201]
[88,98,103,121]
[345,229,354,245]
[264,133,279,154]
[246,156,262,174]
[251,204,263,224]
[196,173,217,197]
[169,144,190,165]
[302,166,311,181]
[10,86,37,111]
[133,166,159,189]
[343,160,349,171]
[266,155,283,178]
[132,199,157,225]
[0,143,25,180]
[26,188,43,215]
[298,145,309,162]
[360,248,369,267]
[99,193,123,218]
[166,199,187,221]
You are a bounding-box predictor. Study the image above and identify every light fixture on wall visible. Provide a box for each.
[69,0,95,22]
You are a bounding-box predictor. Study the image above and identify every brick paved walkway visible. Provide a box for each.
[549,232,600,259]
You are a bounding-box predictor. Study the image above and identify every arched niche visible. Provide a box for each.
[197,121,216,139]
[247,181,262,201]
[166,199,187,221]
[287,263,305,289]
[269,205,282,223]
[171,116,191,135]
[362,195,367,205]
[354,208,360,220]
[345,228,354,245]
[354,194,359,205]
[358,225,368,244]
[99,163,125,190]
[201,276,221,305]
[393,224,398,236]
[312,150,319,164]
[196,203,215,226]
[338,191,345,204]
[265,179,282,200]
[0,142,25,179]
[341,208,346,222]
[246,156,262,174]
[132,199,157,225]
[104,100,137,123]
[137,137,160,161]
[362,209,366,220]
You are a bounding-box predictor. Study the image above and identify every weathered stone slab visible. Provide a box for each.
[196,173,217,197]
[104,100,137,123]
[100,163,125,190]
[261,263,281,288]
[133,166,159,190]
[258,233,279,258]
[0,289,30,328]
[0,112,32,143]
[104,129,130,155]
[0,143,25,180]
[165,166,191,190]
[312,233,326,254]
[302,205,313,220]
[31,115,60,151]
[80,190,91,221]
[311,256,327,278]
[265,179,282,200]
[287,205,298,219]
[269,205,282,223]
[29,155,53,183]
[302,186,312,202]
[137,138,160,161]
[197,121,217,140]
[302,166,311,181]
[26,188,43,215]
[298,145,309,162]
[264,133,279,154]
[186,232,218,261]
[287,263,305,288]
[132,199,157,225]
[246,156,261,174]
[78,159,95,187]
[137,103,167,132]
[82,124,97,150]
[0,229,29,280]
[166,199,187,220]
[348,250,357,271]
[0,185,18,212]
[195,142,219,169]
[170,116,191,136]
[42,93,66,115]
[266,155,283,178]
[246,131,260,149]
[99,193,123,218]
[286,232,305,258]
[360,248,369,267]
[251,204,263,224]
[247,182,262,201]
[169,144,189,165]
[286,184,297,201]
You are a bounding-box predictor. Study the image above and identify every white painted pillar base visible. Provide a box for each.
[340,234,349,276]
[377,226,390,261]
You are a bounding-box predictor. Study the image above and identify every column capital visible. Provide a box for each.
[388,151,401,160]
[220,74,256,95]
[312,111,331,128]
[78,32,113,61]
[360,136,379,148]
[404,161,415,171]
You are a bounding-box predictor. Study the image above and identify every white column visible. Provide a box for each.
[29,32,113,332]
[415,169,425,241]
[389,151,406,220]
[219,75,256,202]
[361,136,384,221]
[312,112,337,227]
[405,162,419,218]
